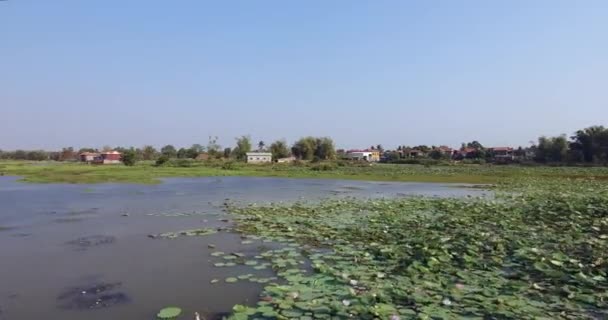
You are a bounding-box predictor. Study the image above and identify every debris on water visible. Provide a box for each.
[207,244,216,249]
[121,213,129,217]
[66,235,116,250]
[150,228,218,239]
[0,226,14,232]
[57,282,129,310]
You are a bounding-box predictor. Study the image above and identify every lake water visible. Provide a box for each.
[0,176,488,320]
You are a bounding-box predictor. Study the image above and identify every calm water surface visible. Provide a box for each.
[0,176,488,320]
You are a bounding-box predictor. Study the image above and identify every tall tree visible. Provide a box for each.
[232,135,252,161]
[570,126,608,163]
[258,140,266,152]
[291,137,336,161]
[269,140,290,161]
[161,145,177,158]
[121,149,137,166]
[142,145,158,160]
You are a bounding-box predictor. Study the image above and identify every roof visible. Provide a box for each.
[101,151,121,155]
[246,152,272,156]
[437,146,453,151]
[79,152,99,156]
[490,147,513,151]
[461,147,477,153]
[347,149,377,153]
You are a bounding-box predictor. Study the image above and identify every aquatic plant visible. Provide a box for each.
[225,179,608,319]
[157,306,182,319]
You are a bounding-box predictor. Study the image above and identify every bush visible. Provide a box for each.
[221,161,236,170]
[155,155,170,166]
[310,163,337,171]
[121,150,137,166]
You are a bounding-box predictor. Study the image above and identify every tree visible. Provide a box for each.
[466,141,484,150]
[291,137,336,161]
[207,136,221,158]
[185,144,204,159]
[26,150,48,161]
[535,135,568,162]
[570,126,608,163]
[59,147,76,161]
[142,145,158,160]
[121,149,137,166]
[429,149,446,160]
[232,135,252,161]
[223,147,232,158]
[376,144,384,152]
[258,140,266,152]
[161,145,177,158]
[176,148,189,159]
[269,140,290,161]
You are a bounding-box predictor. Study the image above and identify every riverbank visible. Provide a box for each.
[2,160,608,185]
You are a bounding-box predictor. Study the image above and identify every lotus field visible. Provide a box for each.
[215,174,608,319]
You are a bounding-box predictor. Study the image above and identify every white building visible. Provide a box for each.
[246,152,272,164]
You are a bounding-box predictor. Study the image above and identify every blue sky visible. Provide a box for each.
[1,0,607,150]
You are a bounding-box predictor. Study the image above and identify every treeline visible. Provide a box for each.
[2,125,607,166]
[534,126,608,164]
[0,136,337,164]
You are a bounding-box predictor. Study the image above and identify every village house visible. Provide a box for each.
[99,151,122,164]
[344,149,380,162]
[436,146,453,157]
[489,147,515,162]
[79,152,99,162]
[246,152,272,164]
[195,153,209,161]
[80,151,122,164]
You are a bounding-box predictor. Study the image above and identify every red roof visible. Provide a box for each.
[437,146,453,152]
[461,148,477,153]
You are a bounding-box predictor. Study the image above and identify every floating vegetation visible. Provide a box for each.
[157,306,182,319]
[57,282,129,310]
[224,179,608,319]
[149,228,217,239]
[66,235,116,250]
[225,277,238,283]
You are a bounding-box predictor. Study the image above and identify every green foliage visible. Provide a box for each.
[142,145,158,160]
[155,155,169,166]
[228,178,608,319]
[157,307,181,319]
[291,137,336,161]
[121,149,137,166]
[160,145,177,158]
[535,135,568,162]
[269,140,290,161]
[232,135,252,161]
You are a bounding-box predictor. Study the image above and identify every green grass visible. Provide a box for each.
[1,160,608,184]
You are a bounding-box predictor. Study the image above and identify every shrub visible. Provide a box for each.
[310,163,337,171]
[221,161,236,170]
[155,155,170,166]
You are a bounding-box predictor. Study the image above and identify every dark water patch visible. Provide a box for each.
[66,235,116,250]
[54,217,84,223]
[10,232,31,238]
[57,282,130,310]
[68,208,99,216]
[0,226,15,232]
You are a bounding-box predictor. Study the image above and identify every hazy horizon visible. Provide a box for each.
[2,1,607,150]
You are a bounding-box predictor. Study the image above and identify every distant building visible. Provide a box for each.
[99,151,122,164]
[436,146,453,157]
[246,152,272,163]
[195,153,209,161]
[489,147,514,162]
[345,149,380,162]
[79,152,99,163]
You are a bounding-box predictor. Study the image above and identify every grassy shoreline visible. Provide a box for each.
[1,160,607,185]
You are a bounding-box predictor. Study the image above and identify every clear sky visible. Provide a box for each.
[1,0,607,150]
